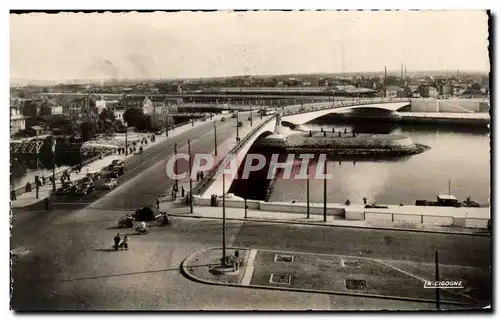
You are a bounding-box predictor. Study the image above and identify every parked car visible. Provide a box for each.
[231,113,237,119]
[108,166,125,178]
[86,172,100,181]
[221,117,226,122]
[102,178,118,190]
[108,159,125,170]
[75,182,95,195]
[55,181,77,195]
[237,121,243,127]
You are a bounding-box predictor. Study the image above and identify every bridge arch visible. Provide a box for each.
[281,101,410,125]
[202,117,278,197]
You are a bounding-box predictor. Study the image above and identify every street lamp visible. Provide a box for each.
[214,121,218,157]
[236,112,239,142]
[249,104,253,126]
[173,142,178,190]
[222,171,226,264]
[188,139,194,214]
[52,137,57,192]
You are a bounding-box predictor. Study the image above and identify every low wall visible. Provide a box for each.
[259,202,345,217]
[189,198,489,229]
[465,218,489,229]
[393,213,422,223]
[422,215,454,225]
[365,211,393,221]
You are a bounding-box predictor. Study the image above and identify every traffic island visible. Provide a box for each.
[183,248,249,284]
[182,247,482,307]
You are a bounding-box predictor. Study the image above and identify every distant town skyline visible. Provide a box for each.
[10,11,490,81]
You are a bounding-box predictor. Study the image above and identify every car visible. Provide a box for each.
[108,159,124,170]
[102,178,118,190]
[221,117,226,122]
[86,172,100,181]
[108,166,125,178]
[55,181,77,195]
[231,113,237,118]
[75,182,95,195]
[237,121,243,127]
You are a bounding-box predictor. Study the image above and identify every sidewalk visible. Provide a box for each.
[160,204,490,236]
[10,117,218,209]
[161,114,272,201]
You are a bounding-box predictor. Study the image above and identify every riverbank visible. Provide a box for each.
[281,132,430,158]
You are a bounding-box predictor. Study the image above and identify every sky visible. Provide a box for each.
[10,10,490,81]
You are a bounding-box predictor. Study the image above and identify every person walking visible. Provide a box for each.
[122,236,129,250]
[363,197,368,205]
[156,197,160,209]
[181,186,185,198]
[114,233,121,251]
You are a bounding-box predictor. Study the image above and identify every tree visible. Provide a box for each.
[123,108,144,127]
[80,121,97,141]
[42,114,77,135]
[99,108,116,122]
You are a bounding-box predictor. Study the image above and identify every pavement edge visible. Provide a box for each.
[180,247,476,307]
[168,211,490,237]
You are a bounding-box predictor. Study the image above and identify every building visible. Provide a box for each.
[418,85,439,98]
[142,96,155,115]
[10,104,27,136]
[113,108,126,124]
[95,98,107,114]
[385,86,401,98]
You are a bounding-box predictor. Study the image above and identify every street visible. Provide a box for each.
[10,103,491,310]
[11,206,491,310]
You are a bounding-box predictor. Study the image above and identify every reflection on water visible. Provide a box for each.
[231,120,490,205]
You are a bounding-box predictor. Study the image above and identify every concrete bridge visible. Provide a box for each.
[280,101,411,125]
[201,115,279,197]
[198,98,489,197]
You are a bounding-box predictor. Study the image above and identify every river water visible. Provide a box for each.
[231,119,490,206]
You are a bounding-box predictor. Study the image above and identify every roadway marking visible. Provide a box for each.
[241,249,258,286]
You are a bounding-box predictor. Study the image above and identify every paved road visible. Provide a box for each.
[11,208,491,310]
[10,101,491,310]
[20,113,255,212]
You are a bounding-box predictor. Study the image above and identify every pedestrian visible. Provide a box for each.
[196,172,200,182]
[122,236,129,250]
[181,186,185,198]
[42,176,46,185]
[363,197,368,205]
[345,199,351,206]
[156,197,160,209]
[10,190,16,201]
[114,233,121,251]
[200,171,204,179]
[44,197,50,211]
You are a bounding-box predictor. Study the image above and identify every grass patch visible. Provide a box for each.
[250,250,477,303]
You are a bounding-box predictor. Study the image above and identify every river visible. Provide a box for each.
[230,119,490,206]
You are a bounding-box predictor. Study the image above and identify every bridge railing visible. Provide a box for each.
[193,115,278,196]
[281,98,411,117]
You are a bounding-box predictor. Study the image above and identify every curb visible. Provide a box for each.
[181,247,478,307]
[167,212,490,237]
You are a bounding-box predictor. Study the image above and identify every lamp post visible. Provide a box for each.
[173,142,178,190]
[236,112,239,142]
[188,139,193,214]
[435,250,441,310]
[222,171,227,264]
[52,137,56,192]
[214,121,218,157]
[306,162,310,219]
[323,159,327,222]
[250,104,253,126]
[165,112,169,137]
